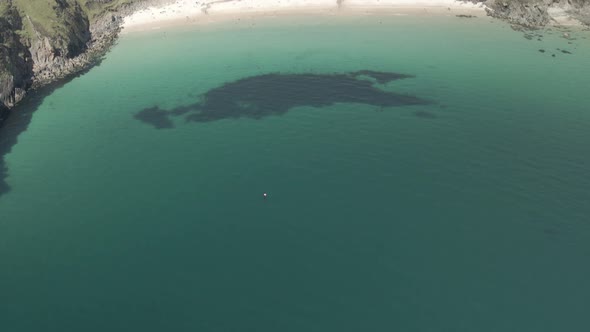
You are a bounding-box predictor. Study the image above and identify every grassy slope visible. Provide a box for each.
[0,1,9,15]
[8,0,141,42]
[81,0,140,20]
[13,0,58,39]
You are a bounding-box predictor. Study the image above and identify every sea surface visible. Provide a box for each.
[1,13,589,331]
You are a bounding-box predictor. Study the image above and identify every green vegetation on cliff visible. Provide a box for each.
[0,0,145,110]
[11,0,138,41]
[82,0,140,20]
[0,1,30,109]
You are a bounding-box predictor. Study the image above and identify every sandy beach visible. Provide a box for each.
[122,0,487,32]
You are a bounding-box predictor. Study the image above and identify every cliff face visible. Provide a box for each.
[28,0,91,84]
[474,0,590,28]
[21,0,139,86]
[0,0,143,113]
[0,4,32,114]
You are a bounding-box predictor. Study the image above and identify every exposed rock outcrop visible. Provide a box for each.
[27,0,90,85]
[0,4,32,111]
[0,0,153,122]
[484,0,553,27]
[471,0,590,28]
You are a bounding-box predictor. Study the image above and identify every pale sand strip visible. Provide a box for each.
[122,0,487,33]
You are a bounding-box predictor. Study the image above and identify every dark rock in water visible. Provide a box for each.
[135,71,431,129]
[561,50,572,54]
[510,24,527,32]
[456,14,477,18]
[524,33,534,40]
[552,54,556,57]
[538,49,545,53]
[414,110,437,119]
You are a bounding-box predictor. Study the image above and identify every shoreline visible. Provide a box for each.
[121,0,487,33]
[2,0,587,131]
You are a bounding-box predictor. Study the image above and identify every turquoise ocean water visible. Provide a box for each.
[1,13,590,331]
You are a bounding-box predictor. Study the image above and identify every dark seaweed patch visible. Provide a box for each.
[134,106,175,129]
[350,70,414,84]
[135,71,431,129]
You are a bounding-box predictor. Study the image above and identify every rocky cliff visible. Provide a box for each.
[0,0,146,117]
[475,0,590,28]
[27,0,91,84]
[0,3,31,118]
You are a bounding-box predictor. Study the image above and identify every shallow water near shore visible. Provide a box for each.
[1,14,590,331]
